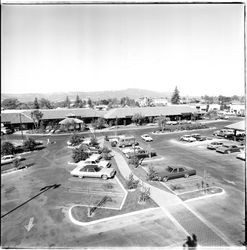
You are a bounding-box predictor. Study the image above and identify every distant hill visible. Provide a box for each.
[1,88,171,103]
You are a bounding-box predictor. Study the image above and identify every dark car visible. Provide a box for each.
[155,165,196,182]
[216,144,242,154]
[224,133,245,141]
[191,134,207,141]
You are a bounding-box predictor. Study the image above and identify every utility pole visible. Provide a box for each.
[19,113,24,143]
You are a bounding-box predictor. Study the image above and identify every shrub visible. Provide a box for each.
[90,137,99,147]
[111,141,117,147]
[72,148,89,163]
[128,155,140,168]
[12,158,20,169]
[146,166,158,181]
[126,173,139,190]
[1,142,15,156]
[70,133,83,146]
[23,138,37,151]
[139,186,151,203]
[170,184,183,191]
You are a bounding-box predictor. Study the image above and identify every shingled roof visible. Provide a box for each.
[104,105,199,119]
[1,108,106,124]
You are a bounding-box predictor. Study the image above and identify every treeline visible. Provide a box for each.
[1,95,140,110]
[201,95,245,104]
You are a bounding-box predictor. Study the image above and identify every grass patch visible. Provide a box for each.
[71,189,158,223]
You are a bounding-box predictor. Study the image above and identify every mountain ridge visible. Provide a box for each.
[1,88,171,102]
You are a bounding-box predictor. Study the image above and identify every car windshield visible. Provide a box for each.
[167,166,174,172]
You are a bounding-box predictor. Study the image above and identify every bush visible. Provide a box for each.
[90,137,99,147]
[23,138,37,151]
[170,184,183,191]
[1,142,15,156]
[12,158,20,168]
[146,166,158,181]
[72,148,89,163]
[128,155,140,168]
[126,174,139,190]
[139,186,151,203]
[111,141,117,147]
[70,133,83,146]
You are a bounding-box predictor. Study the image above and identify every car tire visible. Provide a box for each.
[163,177,168,182]
[102,175,108,180]
[184,174,189,178]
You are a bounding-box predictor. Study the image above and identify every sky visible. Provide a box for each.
[1,4,245,96]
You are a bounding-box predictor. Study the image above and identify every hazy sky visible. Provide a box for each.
[2,4,245,96]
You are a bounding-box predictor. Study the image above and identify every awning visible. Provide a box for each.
[224,121,245,131]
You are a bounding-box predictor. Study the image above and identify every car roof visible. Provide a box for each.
[2,155,14,158]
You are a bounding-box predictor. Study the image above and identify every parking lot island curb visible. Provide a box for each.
[68,206,160,226]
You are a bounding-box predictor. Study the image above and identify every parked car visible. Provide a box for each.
[224,133,245,141]
[207,141,224,150]
[1,127,13,135]
[166,121,178,125]
[213,129,234,137]
[70,164,116,180]
[216,144,242,154]
[236,152,245,161]
[121,146,143,154]
[1,155,22,165]
[179,120,192,124]
[180,135,196,142]
[126,149,156,159]
[191,134,207,141]
[155,165,196,182]
[77,154,111,168]
[141,134,153,142]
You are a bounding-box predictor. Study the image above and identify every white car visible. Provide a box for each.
[141,134,153,142]
[78,159,111,168]
[166,121,178,125]
[180,135,196,142]
[236,152,245,161]
[1,155,22,165]
[70,164,116,180]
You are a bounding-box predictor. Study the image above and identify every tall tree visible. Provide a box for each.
[87,98,93,108]
[171,86,181,104]
[64,96,70,108]
[33,97,40,109]
[74,95,83,108]
[31,110,43,129]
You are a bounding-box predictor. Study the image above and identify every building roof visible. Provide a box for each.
[1,108,106,124]
[104,105,199,119]
[224,121,245,131]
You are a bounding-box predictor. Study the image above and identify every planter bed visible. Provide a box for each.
[71,189,158,223]
[178,186,223,201]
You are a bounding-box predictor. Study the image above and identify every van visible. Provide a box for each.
[118,136,138,148]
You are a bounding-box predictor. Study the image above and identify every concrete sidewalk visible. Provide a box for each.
[112,148,232,246]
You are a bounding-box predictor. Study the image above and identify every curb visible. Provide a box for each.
[68,206,160,226]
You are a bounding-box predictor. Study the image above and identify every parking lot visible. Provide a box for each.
[1,118,245,246]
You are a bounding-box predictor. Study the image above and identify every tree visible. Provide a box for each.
[132,113,145,125]
[64,96,70,108]
[74,95,83,108]
[31,110,43,129]
[129,155,140,168]
[91,117,106,129]
[171,86,181,104]
[87,98,93,108]
[1,98,20,110]
[40,98,53,109]
[1,142,15,156]
[23,138,37,151]
[157,115,170,131]
[72,148,89,163]
[101,146,112,160]
[33,97,40,109]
